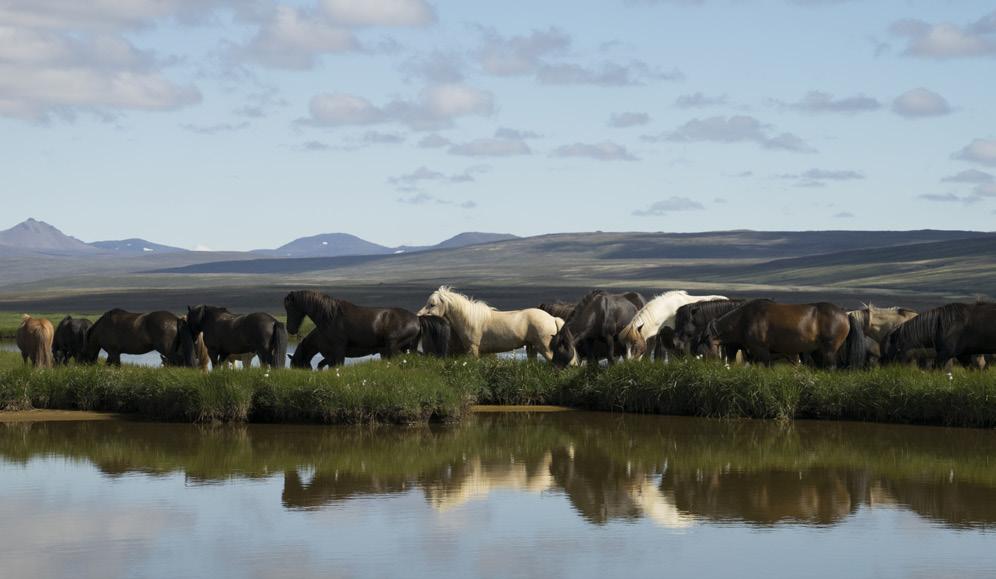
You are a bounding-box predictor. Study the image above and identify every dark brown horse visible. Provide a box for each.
[52,316,92,365]
[882,302,996,369]
[284,290,423,367]
[667,298,748,359]
[81,309,195,367]
[288,315,456,369]
[185,305,288,369]
[704,300,864,368]
[550,290,645,367]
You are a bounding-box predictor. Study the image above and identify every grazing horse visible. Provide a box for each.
[703,300,863,369]
[81,309,195,367]
[538,302,577,320]
[287,317,453,369]
[185,305,288,369]
[52,316,92,364]
[417,286,564,360]
[550,290,644,367]
[16,315,54,368]
[620,290,729,359]
[284,290,424,366]
[882,302,996,369]
[667,299,748,359]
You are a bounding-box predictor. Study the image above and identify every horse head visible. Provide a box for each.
[417,289,448,318]
[550,327,577,368]
[696,319,722,358]
[284,292,306,335]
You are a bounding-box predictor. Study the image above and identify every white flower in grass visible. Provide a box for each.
[947,372,954,381]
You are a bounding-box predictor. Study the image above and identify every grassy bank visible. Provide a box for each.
[2,351,995,428]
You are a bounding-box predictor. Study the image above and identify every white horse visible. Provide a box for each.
[620,290,728,359]
[417,286,565,360]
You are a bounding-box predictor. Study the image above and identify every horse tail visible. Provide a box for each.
[418,315,451,357]
[35,320,54,369]
[270,321,288,369]
[175,318,197,368]
[194,332,210,371]
[843,313,867,370]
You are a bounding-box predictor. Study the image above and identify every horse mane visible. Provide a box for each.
[890,303,968,350]
[567,289,607,321]
[435,286,495,327]
[289,290,339,323]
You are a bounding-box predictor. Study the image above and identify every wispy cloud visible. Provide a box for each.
[775,91,882,114]
[891,11,996,59]
[632,196,705,216]
[388,165,488,190]
[179,121,249,135]
[647,115,815,153]
[953,139,996,167]
[941,169,993,184]
[608,112,650,128]
[303,84,494,130]
[551,141,638,161]
[674,92,728,108]
[448,129,533,157]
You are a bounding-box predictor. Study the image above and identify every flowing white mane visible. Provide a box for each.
[434,286,496,327]
[629,290,689,330]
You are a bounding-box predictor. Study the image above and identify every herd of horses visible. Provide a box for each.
[13,286,996,372]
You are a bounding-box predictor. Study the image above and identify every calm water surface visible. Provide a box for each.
[1,412,995,579]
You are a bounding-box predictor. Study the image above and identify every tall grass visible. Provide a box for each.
[2,351,995,428]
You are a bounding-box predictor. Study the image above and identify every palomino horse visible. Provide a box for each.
[703,300,864,369]
[847,304,918,364]
[16,315,54,368]
[550,290,645,367]
[620,290,728,359]
[81,309,196,367]
[882,302,996,369]
[185,305,288,369]
[417,286,564,360]
[53,316,92,364]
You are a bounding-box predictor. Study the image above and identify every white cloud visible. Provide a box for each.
[243,6,356,69]
[389,165,487,190]
[0,24,201,120]
[305,83,493,130]
[650,115,815,153]
[891,87,951,118]
[0,0,229,30]
[892,12,996,59]
[536,61,682,86]
[608,112,650,128]
[633,197,705,216]
[449,137,532,157]
[779,168,864,187]
[953,139,996,167]
[552,141,638,161]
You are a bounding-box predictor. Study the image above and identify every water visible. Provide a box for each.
[1,412,994,579]
[1,340,526,367]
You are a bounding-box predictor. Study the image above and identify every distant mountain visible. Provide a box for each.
[90,238,188,254]
[262,231,520,258]
[256,233,393,258]
[0,218,96,253]
[433,232,518,250]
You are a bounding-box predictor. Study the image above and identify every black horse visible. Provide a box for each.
[289,315,455,370]
[666,299,747,360]
[538,302,577,320]
[550,290,645,367]
[185,305,288,369]
[882,302,996,369]
[81,309,195,367]
[52,316,92,364]
[284,290,427,367]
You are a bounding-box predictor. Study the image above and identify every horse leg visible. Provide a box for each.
[605,336,617,365]
[526,345,537,360]
[107,351,121,367]
[749,346,772,367]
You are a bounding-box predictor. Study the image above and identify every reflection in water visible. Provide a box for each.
[1,412,995,578]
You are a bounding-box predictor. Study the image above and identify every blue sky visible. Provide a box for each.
[2,0,995,250]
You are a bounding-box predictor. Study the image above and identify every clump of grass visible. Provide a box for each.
[2,353,996,428]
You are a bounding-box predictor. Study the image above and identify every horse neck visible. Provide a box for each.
[298,293,336,325]
[443,294,489,334]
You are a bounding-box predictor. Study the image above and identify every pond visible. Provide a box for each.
[1,411,994,578]
[1,340,526,367]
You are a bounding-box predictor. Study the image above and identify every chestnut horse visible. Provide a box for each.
[703,300,864,368]
[16,314,54,368]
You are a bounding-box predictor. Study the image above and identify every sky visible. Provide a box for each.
[1,0,995,251]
